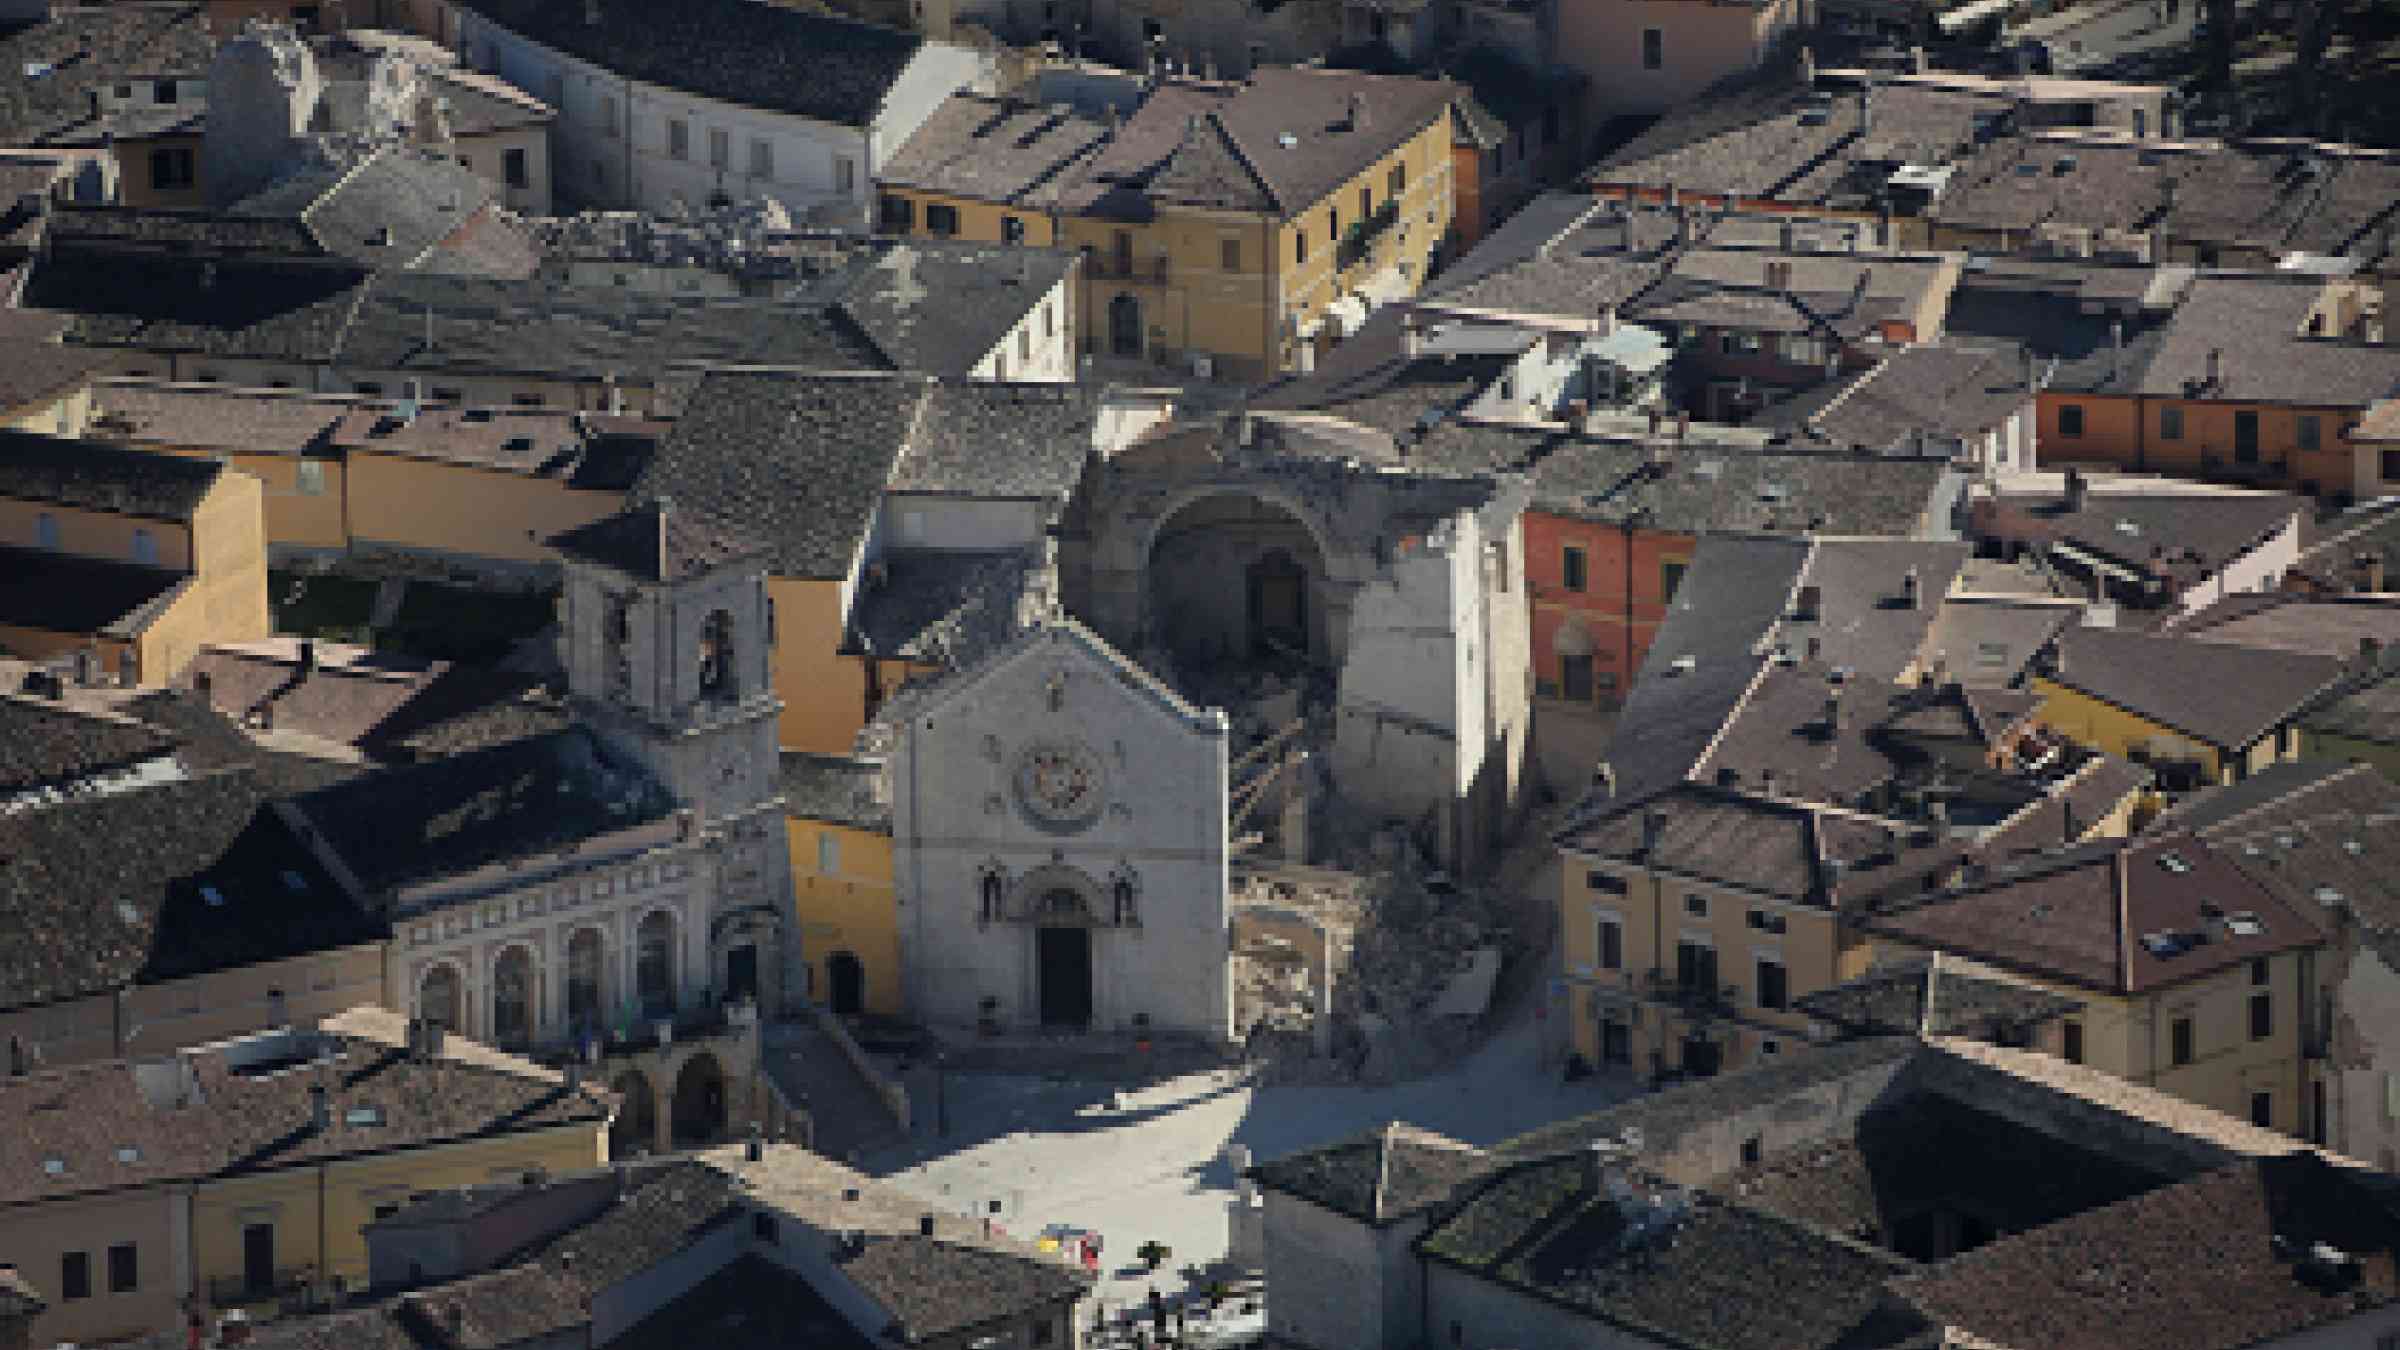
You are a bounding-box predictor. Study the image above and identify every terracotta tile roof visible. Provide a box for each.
[1793,956,2085,1039]
[868,93,1111,208]
[1892,1153,2400,1350]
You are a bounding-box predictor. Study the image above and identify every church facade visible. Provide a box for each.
[886,619,1235,1043]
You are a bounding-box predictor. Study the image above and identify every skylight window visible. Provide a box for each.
[2156,852,2193,875]
[41,1158,65,1176]
[346,1105,385,1127]
[117,1146,141,1164]
[282,870,309,893]
[202,885,227,906]
[2225,912,2265,937]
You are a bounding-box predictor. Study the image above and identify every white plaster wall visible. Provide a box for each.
[967,277,1077,382]
[2335,945,2400,1172]
[2174,508,2303,616]
[891,625,1232,1039]
[1260,1193,1388,1350]
[1334,511,1482,807]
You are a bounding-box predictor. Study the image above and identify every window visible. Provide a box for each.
[149,147,195,190]
[602,95,620,137]
[836,157,855,193]
[1019,328,1031,363]
[667,118,689,160]
[154,78,178,104]
[1222,237,1240,272]
[1032,1315,1055,1346]
[61,1251,90,1301]
[2250,991,2272,1040]
[114,82,132,99]
[2250,1091,2273,1128]
[35,512,58,549]
[706,127,729,170]
[296,460,327,495]
[1660,560,1687,602]
[1684,893,1708,918]
[1745,908,1786,935]
[926,203,960,236]
[1043,302,1054,339]
[1587,870,1627,896]
[1359,186,1372,220]
[1003,214,1026,244]
[2058,403,2085,437]
[1561,653,1593,702]
[1296,230,1307,264]
[752,1211,778,1243]
[1641,27,1663,69]
[995,353,1009,379]
[1388,162,1405,196]
[1595,916,1623,970]
[373,1203,401,1222]
[108,1242,136,1294]
[2062,1019,2084,1064]
[1562,544,1588,591]
[2383,449,2400,484]
[1675,940,1717,992]
[131,528,157,565]
[880,195,915,231]
[1755,957,1788,1011]
[2251,957,2269,986]
[2298,414,2321,452]
[2171,1015,2194,1067]
[817,833,839,876]
[749,138,773,179]
[2159,405,2183,440]
[503,148,528,189]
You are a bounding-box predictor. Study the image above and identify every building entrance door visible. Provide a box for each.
[1110,293,1143,357]
[1037,926,1093,1027]
[725,944,759,1003]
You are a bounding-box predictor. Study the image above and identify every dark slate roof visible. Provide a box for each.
[1972,486,2302,586]
[1890,1153,2400,1350]
[548,500,769,584]
[1499,1035,1922,1162]
[0,3,213,147]
[2134,275,2400,408]
[887,382,1097,498]
[26,252,372,362]
[119,688,372,796]
[1940,277,2170,398]
[839,1236,1093,1344]
[1793,957,2084,1039]
[848,547,1043,666]
[2302,666,2400,748]
[1865,834,2322,995]
[0,1032,605,1206]
[611,1254,875,1350]
[2288,495,2400,593]
[2187,763,2400,964]
[634,370,927,580]
[2160,147,2400,257]
[831,241,1076,378]
[2043,626,2348,752]
[0,337,106,415]
[1598,534,1811,803]
[229,148,503,273]
[0,430,223,519]
[457,0,926,127]
[2167,594,2400,660]
[878,93,1109,208]
[779,752,889,832]
[1532,442,1950,539]
[1249,313,1523,440]
[1427,191,1606,296]
[1417,1161,1927,1350]
[290,729,675,899]
[0,694,174,796]
[1070,69,1460,218]
[1930,137,2174,236]
[1772,342,2031,452]
[0,765,372,1012]
[1250,1122,1497,1224]
[2154,758,2368,834]
[0,544,189,637]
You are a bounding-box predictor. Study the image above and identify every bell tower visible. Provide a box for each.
[550,500,794,1010]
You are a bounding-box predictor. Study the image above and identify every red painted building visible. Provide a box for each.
[1525,509,1694,705]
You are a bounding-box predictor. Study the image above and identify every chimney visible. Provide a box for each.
[1779,219,1795,253]
[1766,259,1791,291]
[1910,44,1928,73]
[1676,411,1690,441]
[299,639,318,674]
[1902,564,1921,610]
[1806,634,1823,661]
[1347,90,1368,130]
[309,1082,329,1132]
[2205,346,2223,389]
[1400,314,1423,359]
[919,1213,937,1237]
[1760,766,1780,798]
[1795,584,1823,620]
[1640,808,1666,856]
[2062,465,2087,514]
[2108,319,2123,383]
[745,1121,764,1163]
[1859,85,1875,134]
[2358,551,2387,593]
[1800,45,1816,86]
[1928,796,1949,831]
[1821,691,1841,729]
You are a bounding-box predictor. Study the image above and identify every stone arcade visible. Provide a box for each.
[885,618,1235,1042]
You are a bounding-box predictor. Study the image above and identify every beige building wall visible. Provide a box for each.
[1272,116,1455,371]
[768,576,871,754]
[0,499,194,570]
[0,946,388,1074]
[2,1189,182,1350]
[1,385,96,438]
[144,444,350,554]
[454,124,555,216]
[1556,0,1800,121]
[343,452,622,565]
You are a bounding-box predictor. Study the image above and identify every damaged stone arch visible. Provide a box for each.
[1135,483,1365,670]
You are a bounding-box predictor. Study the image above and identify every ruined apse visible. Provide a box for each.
[1062,415,1534,869]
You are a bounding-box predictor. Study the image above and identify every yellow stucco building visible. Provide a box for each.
[1,431,269,683]
[0,1021,608,1350]
[1869,834,2327,1137]
[782,753,903,1018]
[2032,626,2349,787]
[878,68,1463,382]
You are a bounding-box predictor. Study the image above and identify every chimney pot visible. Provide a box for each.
[1640,808,1666,855]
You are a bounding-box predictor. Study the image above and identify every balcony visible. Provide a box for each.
[1336,200,1402,273]
[1641,966,1741,1020]
[1084,252,1171,285]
